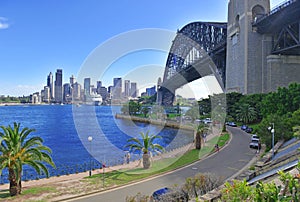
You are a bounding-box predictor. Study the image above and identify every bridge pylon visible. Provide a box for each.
[226,0,271,94]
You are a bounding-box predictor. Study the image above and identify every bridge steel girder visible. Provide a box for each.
[159,22,227,106]
[253,0,300,55]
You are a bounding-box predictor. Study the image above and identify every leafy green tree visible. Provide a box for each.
[221,162,300,201]
[226,92,243,120]
[257,114,293,149]
[236,103,257,124]
[121,100,141,115]
[141,107,149,118]
[261,83,300,117]
[125,131,164,169]
[0,122,55,196]
[198,97,211,116]
[185,103,201,122]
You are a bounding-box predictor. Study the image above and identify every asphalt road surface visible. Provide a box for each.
[69,127,256,202]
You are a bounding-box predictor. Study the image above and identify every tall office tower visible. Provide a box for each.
[124,80,130,97]
[47,72,54,100]
[99,86,108,101]
[55,69,63,103]
[113,77,122,99]
[63,83,71,103]
[84,78,91,99]
[72,82,81,101]
[70,75,76,87]
[130,82,137,98]
[43,86,50,103]
[96,81,102,94]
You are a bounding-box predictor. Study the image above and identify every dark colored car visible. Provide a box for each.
[152,187,172,201]
[245,127,253,133]
[241,125,248,130]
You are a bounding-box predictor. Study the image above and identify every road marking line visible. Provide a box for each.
[227,166,239,171]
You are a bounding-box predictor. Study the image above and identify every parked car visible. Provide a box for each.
[245,127,253,133]
[226,122,237,127]
[251,134,260,141]
[203,118,212,124]
[152,187,172,201]
[249,139,261,149]
[241,125,248,130]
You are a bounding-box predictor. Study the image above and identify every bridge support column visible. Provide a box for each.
[157,87,175,106]
[266,55,300,92]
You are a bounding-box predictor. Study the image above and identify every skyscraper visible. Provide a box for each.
[124,80,130,97]
[96,81,102,94]
[47,72,54,100]
[70,75,76,87]
[84,78,91,100]
[130,82,137,98]
[55,69,63,103]
[63,83,71,103]
[72,82,81,101]
[43,86,50,103]
[113,77,122,99]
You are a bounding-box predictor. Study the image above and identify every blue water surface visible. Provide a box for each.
[0,105,193,182]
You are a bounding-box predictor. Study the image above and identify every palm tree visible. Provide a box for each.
[125,131,164,169]
[195,123,209,150]
[0,122,55,196]
[236,103,257,124]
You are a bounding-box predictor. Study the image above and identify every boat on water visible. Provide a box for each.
[85,93,103,106]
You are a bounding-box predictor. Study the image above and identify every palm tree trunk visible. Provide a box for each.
[142,153,151,169]
[195,132,202,150]
[9,168,20,196]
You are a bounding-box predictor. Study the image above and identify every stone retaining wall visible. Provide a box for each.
[115,114,195,131]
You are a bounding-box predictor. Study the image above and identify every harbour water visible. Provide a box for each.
[0,105,193,182]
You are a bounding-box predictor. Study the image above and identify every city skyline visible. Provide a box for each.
[0,0,283,97]
[31,68,142,104]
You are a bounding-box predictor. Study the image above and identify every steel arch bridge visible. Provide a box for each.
[157,22,227,106]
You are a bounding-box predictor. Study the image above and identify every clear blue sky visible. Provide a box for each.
[0,0,283,96]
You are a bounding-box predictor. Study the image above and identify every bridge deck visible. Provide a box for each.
[253,0,300,34]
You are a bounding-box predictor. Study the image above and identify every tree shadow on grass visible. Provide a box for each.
[0,189,11,199]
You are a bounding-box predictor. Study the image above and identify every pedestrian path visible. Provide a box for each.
[0,124,221,197]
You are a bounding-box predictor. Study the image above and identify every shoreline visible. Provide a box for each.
[115,113,195,131]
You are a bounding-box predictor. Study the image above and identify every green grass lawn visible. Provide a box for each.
[87,133,230,188]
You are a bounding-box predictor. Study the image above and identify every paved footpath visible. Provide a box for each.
[69,127,257,202]
[0,124,216,192]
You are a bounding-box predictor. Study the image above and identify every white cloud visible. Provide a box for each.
[0,17,9,29]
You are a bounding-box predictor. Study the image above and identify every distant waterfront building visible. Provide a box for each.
[99,86,108,102]
[84,78,91,97]
[130,82,137,98]
[124,80,130,97]
[108,85,113,100]
[113,77,122,99]
[31,92,41,104]
[70,75,76,87]
[47,72,54,100]
[72,82,81,101]
[63,83,71,103]
[43,86,51,103]
[97,81,102,94]
[55,69,63,103]
[146,85,156,96]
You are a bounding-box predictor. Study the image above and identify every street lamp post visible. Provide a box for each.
[88,136,93,177]
[268,123,275,159]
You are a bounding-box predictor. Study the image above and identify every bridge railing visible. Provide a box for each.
[254,0,297,24]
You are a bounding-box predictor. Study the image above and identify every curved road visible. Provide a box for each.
[69,127,256,202]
